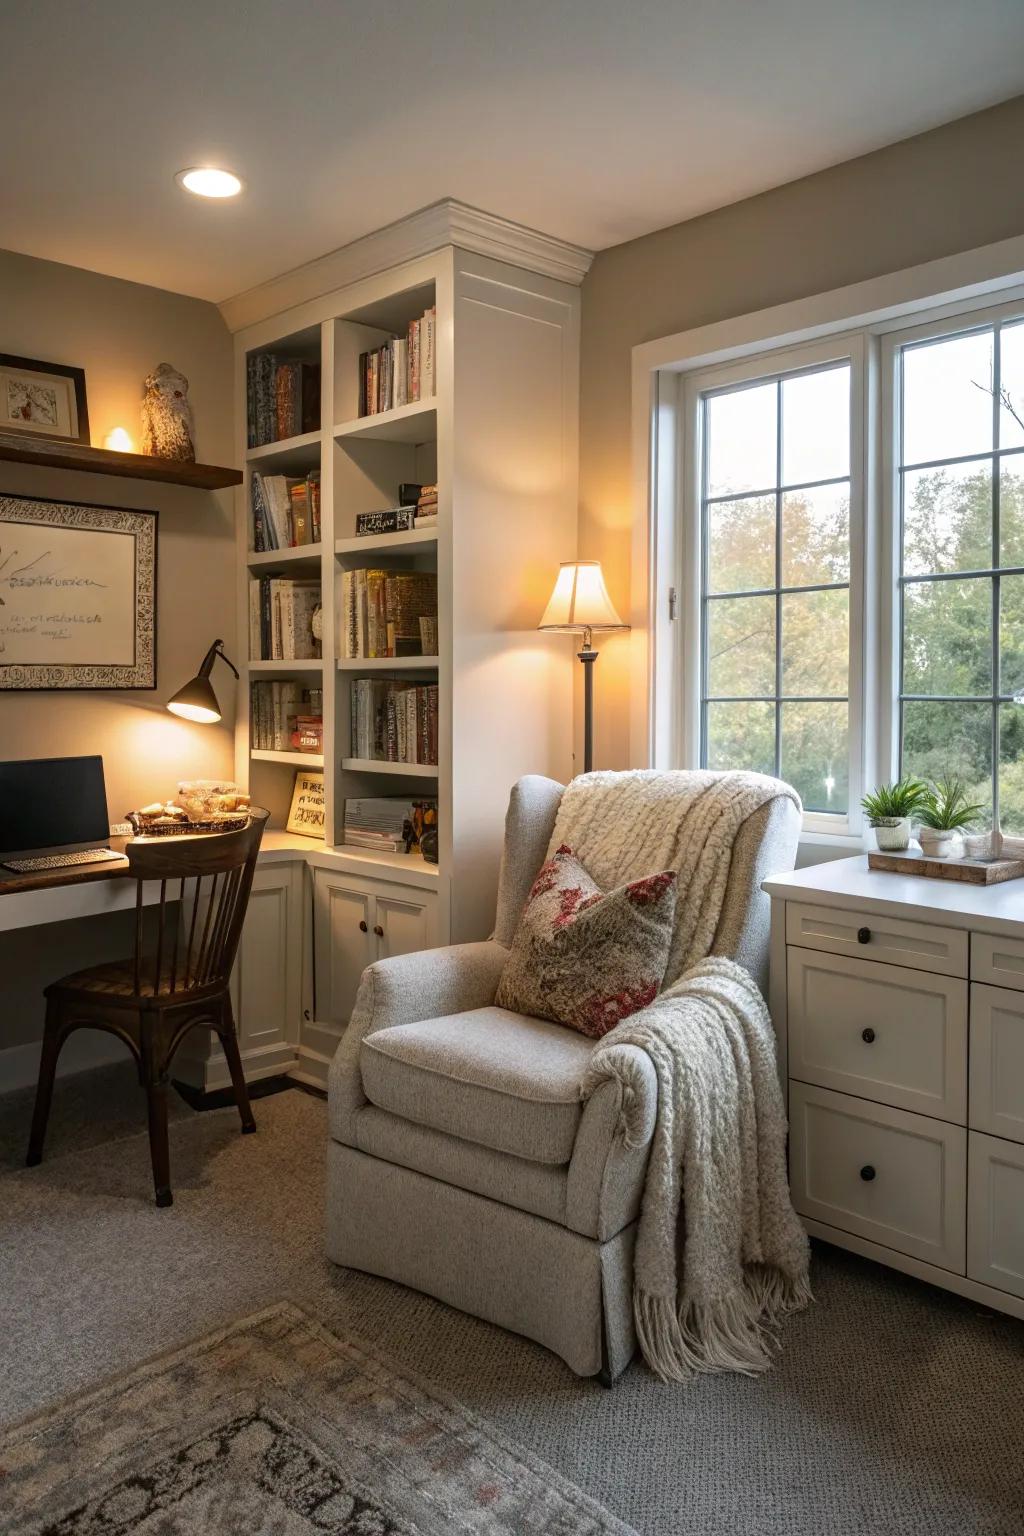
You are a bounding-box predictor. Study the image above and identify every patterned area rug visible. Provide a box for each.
[1,1303,634,1535]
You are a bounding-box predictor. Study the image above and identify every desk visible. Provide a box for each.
[0,830,442,1095]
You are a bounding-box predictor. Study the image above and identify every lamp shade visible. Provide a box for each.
[538,561,626,633]
[167,672,221,724]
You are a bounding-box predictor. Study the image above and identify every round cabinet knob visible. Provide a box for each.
[860,1165,876,1182]
[862,1027,876,1043]
[373,924,384,938]
[358,920,368,933]
[857,927,871,944]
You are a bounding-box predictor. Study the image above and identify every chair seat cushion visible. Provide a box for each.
[495,844,677,1037]
[46,959,220,1006]
[360,1006,596,1164]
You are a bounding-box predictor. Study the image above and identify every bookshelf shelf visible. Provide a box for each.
[335,529,437,559]
[246,430,321,471]
[248,544,323,570]
[337,655,439,672]
[248,659,324,674]
[250,749,324,767]
[336,844,440,880]
[333,400,437,445]
[342,758,438,778]
[0,429,241,489]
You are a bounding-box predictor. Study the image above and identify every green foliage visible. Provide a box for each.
[860,777,929,822]
[916,776,986,832]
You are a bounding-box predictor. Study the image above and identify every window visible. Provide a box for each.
[895,317,1024,832]
[698,355,854,822]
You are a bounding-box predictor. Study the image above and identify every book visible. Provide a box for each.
[355,508,416,537]
[247,353,321,447]
[348,679,439,764]
[250,577,322,660]
[357,305,437,416]
[385,572,437,656]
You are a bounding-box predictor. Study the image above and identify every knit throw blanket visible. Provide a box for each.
[549,770,811,1381]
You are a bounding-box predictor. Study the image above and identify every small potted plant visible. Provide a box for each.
[861,777,928,851]
[916,776,985,859]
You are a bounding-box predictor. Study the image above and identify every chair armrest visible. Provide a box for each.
[566,1042,658,1241]
[328,940,509,1144]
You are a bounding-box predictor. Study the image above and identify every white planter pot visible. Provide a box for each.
[872,817,912,852]
[918,828,954,859]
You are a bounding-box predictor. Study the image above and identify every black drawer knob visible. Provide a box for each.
[358,920,368,932]
[857,927,871,944]
[373,924,384,938]
[862,1027,876,1043]
[860,1164,876,1182]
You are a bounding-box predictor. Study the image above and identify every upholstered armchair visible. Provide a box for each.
[326,771,800,1380]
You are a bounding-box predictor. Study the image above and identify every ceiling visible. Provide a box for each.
[4,0,1024,305]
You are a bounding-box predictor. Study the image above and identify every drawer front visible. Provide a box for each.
[969,984,1024,1143]
[786,902,966,977]
[971,932,1024,991]
[967,1131,1024,1300]
[788,948,967,1121]
[789,1082,966,1272]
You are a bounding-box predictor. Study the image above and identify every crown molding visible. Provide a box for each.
[219,199,594,333]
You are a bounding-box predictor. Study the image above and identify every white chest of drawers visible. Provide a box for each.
[764,856,1024,1322]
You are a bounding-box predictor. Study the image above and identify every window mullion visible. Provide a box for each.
[774,379,783,778]
[993,322,1002,830]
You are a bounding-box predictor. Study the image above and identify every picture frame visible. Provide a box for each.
[287,768,326,839]
[0,492,157,690]
[0,353,90,445]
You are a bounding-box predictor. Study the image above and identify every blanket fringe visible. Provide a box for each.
[634,1267,812,1384]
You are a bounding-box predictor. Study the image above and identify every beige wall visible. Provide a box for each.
[0,247,237,813]
[0,249,236,1072]
[579,93,1024,770]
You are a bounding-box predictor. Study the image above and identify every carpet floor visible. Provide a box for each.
[2,1063,1023,1535]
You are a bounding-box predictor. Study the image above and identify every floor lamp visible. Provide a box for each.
[539,561,628,774]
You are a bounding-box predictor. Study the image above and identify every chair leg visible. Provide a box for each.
[142,1023,173,1208]
[26,997,64,1167]
[219,998,256,1135]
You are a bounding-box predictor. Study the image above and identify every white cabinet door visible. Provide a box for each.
[787,947,967,1121]
[313,870,374,1028]
[969,984,1024,1143]
[375,889,438,961]
[234,861,303,1066]
[789,1082,967,1273]
[967,1131,1024,1300]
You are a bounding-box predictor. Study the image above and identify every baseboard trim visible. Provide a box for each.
[171,1073,297,1113]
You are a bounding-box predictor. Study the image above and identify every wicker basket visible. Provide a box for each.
[127,811,250,838]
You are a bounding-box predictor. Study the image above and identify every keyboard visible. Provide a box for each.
[3,848,128,873]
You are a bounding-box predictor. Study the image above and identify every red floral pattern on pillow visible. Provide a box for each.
[495,845,677,1038]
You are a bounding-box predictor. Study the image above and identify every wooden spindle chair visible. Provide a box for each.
[26,810,269,1207]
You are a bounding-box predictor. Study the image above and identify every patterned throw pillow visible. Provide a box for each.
[495,844,678,1038]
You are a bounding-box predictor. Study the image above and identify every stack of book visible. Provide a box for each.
[415,484,438,528]
[343,796,437,854]
[251,681,323,753]
[350,680,439,765]
[247,355,320,447]
[341,569,437,658]
[358,305,437,416]
[249,577,322,660]
[251,470,321,550]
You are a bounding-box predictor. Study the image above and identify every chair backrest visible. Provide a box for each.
[125,809,268,997]
[492,772,800,994]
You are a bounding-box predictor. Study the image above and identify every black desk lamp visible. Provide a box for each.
[166,639,238,724]
[538,561,628,774]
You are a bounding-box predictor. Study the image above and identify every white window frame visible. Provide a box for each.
[630,234,1024,853]
[881,293,1024,826]
[680,335,867,837]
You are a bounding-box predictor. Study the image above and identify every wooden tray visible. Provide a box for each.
[867,850,1024,885]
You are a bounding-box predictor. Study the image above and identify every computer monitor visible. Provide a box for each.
[0,755,111,859]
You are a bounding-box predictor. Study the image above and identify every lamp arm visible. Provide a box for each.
[199,639,239,681]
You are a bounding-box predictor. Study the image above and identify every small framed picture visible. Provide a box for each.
[287,768,326,839]
[0,353,90,444]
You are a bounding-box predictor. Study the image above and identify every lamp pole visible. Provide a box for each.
[578,625,597,774]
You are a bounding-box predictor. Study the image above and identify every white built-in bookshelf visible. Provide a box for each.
[232,216,585,958]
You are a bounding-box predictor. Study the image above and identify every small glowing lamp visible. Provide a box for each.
[167,640,239,724]
[104,427,134,453]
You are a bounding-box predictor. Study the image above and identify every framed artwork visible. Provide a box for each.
[287,769,325,839]
[0,492,157,690]
[0,353,90,444]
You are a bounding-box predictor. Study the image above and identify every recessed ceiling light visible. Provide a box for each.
[176,167,243,199]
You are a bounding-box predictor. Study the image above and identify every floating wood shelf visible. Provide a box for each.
[0,430,242,489]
